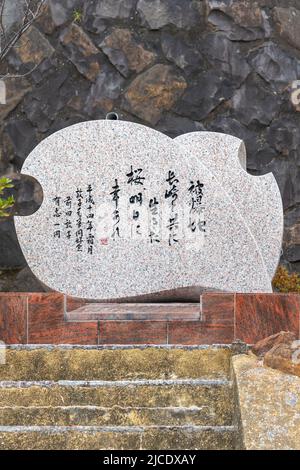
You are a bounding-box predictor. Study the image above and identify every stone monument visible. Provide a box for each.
[14,120,283,300]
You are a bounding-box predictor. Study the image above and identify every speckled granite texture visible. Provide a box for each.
[14,120,283,299]
[175,132,283,279]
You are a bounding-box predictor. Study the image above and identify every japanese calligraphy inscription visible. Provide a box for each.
[14,120,283,299]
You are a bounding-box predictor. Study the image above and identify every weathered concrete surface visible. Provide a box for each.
[0,425,236,450]
[0,345,236,449]
[233,354,300,450]
[139,426,236,450]
[0,346,231,381]
[0,403,232,427]
[0,381,232,408]
[0,427,141,450]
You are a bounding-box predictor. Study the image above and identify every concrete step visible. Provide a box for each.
[0,379,233,411]
[0,425,237,450]
[0,402,231,427]
[0,346,237,449]
[0,346,231,381]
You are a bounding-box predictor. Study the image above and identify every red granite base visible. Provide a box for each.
[0,292,299,345]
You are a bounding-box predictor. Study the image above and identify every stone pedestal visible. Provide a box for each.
[0,292,299,345]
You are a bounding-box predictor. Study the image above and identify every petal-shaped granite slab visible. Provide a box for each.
[14,120,274,299]
[175,132,283,279]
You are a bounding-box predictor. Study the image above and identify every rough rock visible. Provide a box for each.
[284,222,300,263]
[67,90,90,113]
[207,116,274,171]
[86,0,136,20]
[267,115,300,212]
[100,28,155,78]
[267,117,300,157]
[0,81,5,105]
[267,157,300,211]
[231,339,249,356]
[231,76,281,126]
[233,354,300,450]
[48,116,88,135]
[60,23,101,81]
[9,26,54,71]
[157,113,205,138]
[85,63,125,116]
[249,43,300,88]
[29,58,61,86]
[4,120,37,169]
[122,64,186,125]
[264,343,300,378]
[274,7,300,51]
[0,129,14,173]
[0,267,46,292]
[0,219,26,269]
[201,33,250,83]
[137,0,203,30]
[209,115,251,142]
[0,78,31,121]
[24,70,70,132]
[175,70,235,121]
[49,0,82,27]
[206,0,264,27]
[161,33,203,75]
[206,0,270,41]
[248,145,277,171]
[84,0,136,33]
[2,0,26,33]
[290,81,300,112]
[36,1,57,35]
[284,207,300,235]
[252,331,296,357]
[12,266,47,292]
[9,174,42,218]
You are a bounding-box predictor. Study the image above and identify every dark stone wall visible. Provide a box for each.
[1,0,300,290]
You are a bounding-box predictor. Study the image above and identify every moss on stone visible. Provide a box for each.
[0,348,231,381]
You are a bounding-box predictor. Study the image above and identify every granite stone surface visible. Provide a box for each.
[14,120,283,300]
[175,132,283,279]
[1,1,300,281]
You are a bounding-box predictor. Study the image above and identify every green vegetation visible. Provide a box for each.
[73,9,83,23]
[272,265,300,293]
[0,177,14,217]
